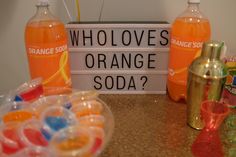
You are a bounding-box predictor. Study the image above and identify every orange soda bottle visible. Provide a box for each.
[167,0,211,101]
[25,0,71,95]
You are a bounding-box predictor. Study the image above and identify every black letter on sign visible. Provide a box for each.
[134,54,144,68]
[117,76,126,90]
[83,30,93,46]
[121,53,131,68]
[148,30,156,46]
[85,54,94,68]
[110,54,119,69]
[94,76,102,90]
[160,30,169,46]
[97,30,107,46]
[134,30,144,46]
[111,30,117,46]
[128,76,136,90]
[122,30,132,46]
[98,54,106,69]
[105,76,114,90]
[148,54,156,69]
[70,30,79,46]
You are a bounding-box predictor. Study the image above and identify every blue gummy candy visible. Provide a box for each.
[45,116,68,131]
[14,95,23,102]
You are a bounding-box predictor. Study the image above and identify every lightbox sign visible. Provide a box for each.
[66,22,170,94]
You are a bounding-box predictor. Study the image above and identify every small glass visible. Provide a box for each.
[191,100,230,157]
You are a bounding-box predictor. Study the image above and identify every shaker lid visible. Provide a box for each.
[201,41,224,60]
[188,40,228,79]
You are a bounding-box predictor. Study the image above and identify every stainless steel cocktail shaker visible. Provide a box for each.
[187,41,228,130]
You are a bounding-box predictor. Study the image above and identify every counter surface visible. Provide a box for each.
[99,94,199,157]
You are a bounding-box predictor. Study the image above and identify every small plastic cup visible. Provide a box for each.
[0,101,30,115]
[0,102,34,124]
[11,146,53,157]
[18,119,48,147]
[77,115,106,155]
[70,91,99,102]
[0,122,25,155]
[15,78,43,102]
[31,95,71,117]
[40,106,77,140]
[201,100,230,131]
[71,100,103,118]
[78,115,105,128]
[49,125,94,157]
[70,91,114,155]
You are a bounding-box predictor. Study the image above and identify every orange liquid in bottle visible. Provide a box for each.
[25,20,71,94]
[167,17,211,101]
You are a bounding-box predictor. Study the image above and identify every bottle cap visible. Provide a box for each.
[37,0,49,6]
[188,0,200,3]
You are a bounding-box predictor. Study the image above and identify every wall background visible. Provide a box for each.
[0,0,235,93]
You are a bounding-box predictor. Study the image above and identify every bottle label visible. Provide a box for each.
[223,62,236,106]
[26,41,71,88]
[171,38,203,49]
[168,37,204,82]
[225,69,236,95]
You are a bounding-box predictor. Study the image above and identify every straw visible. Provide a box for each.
[99,0,105,21]
[75,0,81,21]
[62,0,73,21]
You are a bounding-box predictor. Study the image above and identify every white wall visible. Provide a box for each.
[0,0,235,93]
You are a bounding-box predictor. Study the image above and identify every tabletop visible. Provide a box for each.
[99,94,199,157]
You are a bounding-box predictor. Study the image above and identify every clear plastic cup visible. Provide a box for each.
[0,78,43,104]
[0,102,34,124]
[70,91,114,154]
[40,106,77,140]
[15,78,43,102]
[0,122,25,155]
[31,95,71,117]
[18,119,48,147]
[0,101,30,115]
[77,115,106,155]
[78,115,105,128]
[71,99,103,118]
[49,125,94,157]
[69,91,99,102]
